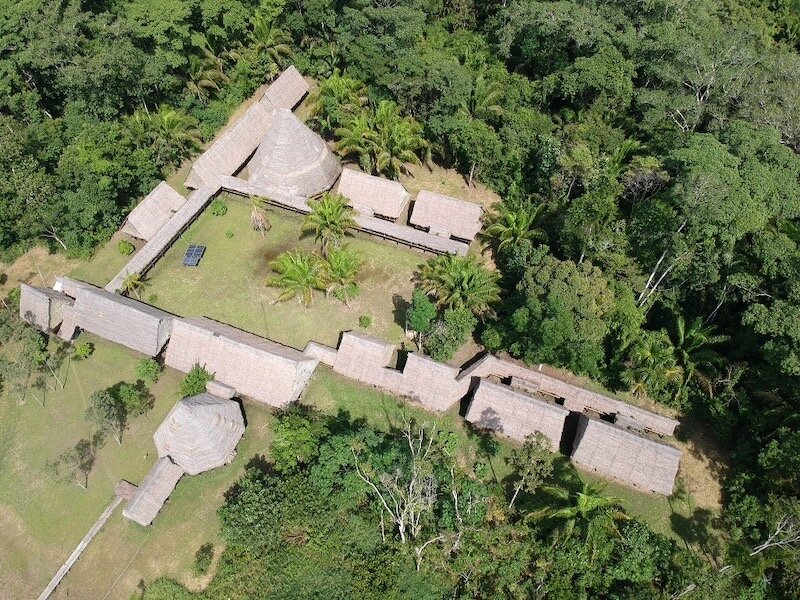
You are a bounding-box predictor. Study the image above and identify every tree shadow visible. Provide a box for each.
[670,507,724,565]
[392,294,410,330]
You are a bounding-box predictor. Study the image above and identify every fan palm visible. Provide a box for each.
[458,72,504,122]
[120,272,147,300]
[250,11,293,74]
[483,200,548,252]
[417,255,500,317]
[323,247,363,305]
[266,251,324,307]
[302,192,357,257]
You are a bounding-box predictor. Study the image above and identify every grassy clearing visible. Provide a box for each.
[70,233,145,288]
[144,195,424,350]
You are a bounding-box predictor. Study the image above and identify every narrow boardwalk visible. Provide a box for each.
[37,495,123,600]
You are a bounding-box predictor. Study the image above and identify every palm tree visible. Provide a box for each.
[335,112,377,173]
[249,196,272,237]
[483,200,548,252]
[417,255,500,317]
[309,73,368,134]
[371,100,430,179]
[302,192,357,257]
[458,72,504,122]
[186,54,228,100]
[323,247,362,305]
[149,106,202,164]
[622,330,683,401]
[120,272,147,300]
[250,11,293,75]
[265,251,324,307]
[670,315,729,399]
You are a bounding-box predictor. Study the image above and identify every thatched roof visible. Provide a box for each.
[19,284,73,332]
[221,175,312,214]
[106,183,219,293]
[354,214,470,256]
[60,277,174,356]
[186,102,274,190]
[154,393,245,476]
[303,341,338,366]
[247,109,341,201]
[261,66,309,110]
[465,379,569,448]
[409,190,483,242]
[122,457,184,526]
[332,331,403,391]
[571,415,681,495]
[336,169,410,220]
[164,317,318,407]
[122,182,186,241]
[400,353,460,412]
[206,380,236,400]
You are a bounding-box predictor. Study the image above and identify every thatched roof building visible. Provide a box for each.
[165,317,318,407]
[464,379,568,448]
[185,102,274,189]
[19,284,73,332]
[122,182,186,241]
[220,175,312,214]
[332,331,404,392]
[122,457,184,526]
[400,353,460,412]
[409,190,483,242]
[336,169,410,220]
[59,278,174,356]
[571,415,681,495]
[153,393,245,475]
[354,214,470,256]
[261,65,309,110]
[303,341,338,366]
[247,109,341,202]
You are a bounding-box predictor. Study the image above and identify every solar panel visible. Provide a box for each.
[183,244,206,267]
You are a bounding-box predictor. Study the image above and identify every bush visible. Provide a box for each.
[424,308,476,362]
[180,364,213,397]
[118,240,135,255]
[147,293,158,303]
[193,543,214,575]
[225,229,234,239]
[210,199,228,216]
[136,357,163,385]
[73,341,94,360]
[358,314,372,328]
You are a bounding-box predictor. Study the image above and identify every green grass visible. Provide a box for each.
[144,195,423,351]
[70,237,140,288]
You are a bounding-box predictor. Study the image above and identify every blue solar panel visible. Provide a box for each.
[183,245,206,267]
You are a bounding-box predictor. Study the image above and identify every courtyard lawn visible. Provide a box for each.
[70,234,144,288]
[144,194,424,351]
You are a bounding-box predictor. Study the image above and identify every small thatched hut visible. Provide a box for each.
[122,457,184,526]
[464,379,568,448]
[121,182,186,241]
[19,284,73,332]
[332,331,404,392]
[400,353,460,412]
[409,190,483,242]
[571,415,681,495]
[247,109,341,202]
[60,278,174,356]
[153,393,245,475]
[336,169,410,220]
[164,317,318,407]
[261,65,309,110]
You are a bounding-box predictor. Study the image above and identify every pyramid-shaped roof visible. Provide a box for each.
[248,109,340,201]
[153,393,245,475]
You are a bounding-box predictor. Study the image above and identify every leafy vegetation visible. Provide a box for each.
[179,364,213,398]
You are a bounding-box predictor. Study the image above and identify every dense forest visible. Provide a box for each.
[3,0,800,597]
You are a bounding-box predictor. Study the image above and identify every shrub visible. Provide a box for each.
[193,543,215,575]
[118,240,135,255]
[210,199,228,216]
[225,229,234,239]
[358,314,372,328]
[180,364,213,397]
[73,341,94,360]
[424,308,476,362]
[136,357,163,385]
[147,293,158,303]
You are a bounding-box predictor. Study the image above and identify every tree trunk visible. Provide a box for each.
[468,163,476,188]
[508,483,523,510]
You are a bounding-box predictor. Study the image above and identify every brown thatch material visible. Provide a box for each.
[571,415,681,495]
[122,182,186,241]
[19,284,73,332]
[247,109,341,201]
[303,341,338,366]
[464,379,568,448]
[336,169,410,220]
[186,103,274,190]
[354,214,470,256]
[332,331,396,385]
[261,65,309,110]
[165,317,318,407]
[122,457,184,526]
[221,176,312,214]
[106,183,219,293]
[153,393,245,475]
[206,380,236,399]
[409,190,483,242]
[400,353,460,411]
[60,277,174,356]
